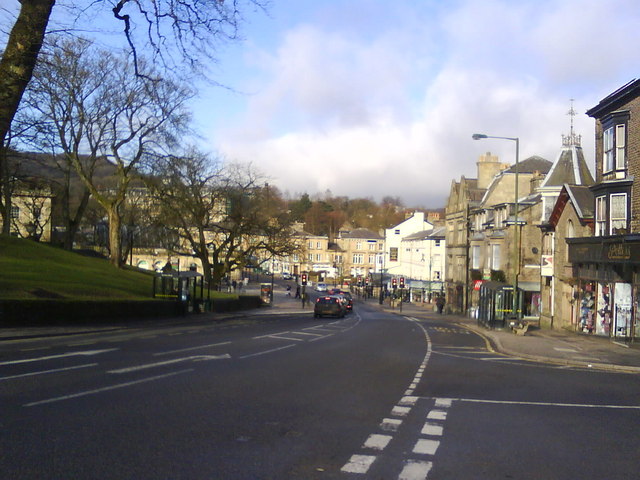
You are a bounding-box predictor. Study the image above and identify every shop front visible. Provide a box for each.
[567,236,640,342]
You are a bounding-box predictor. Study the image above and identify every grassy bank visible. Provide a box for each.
[0,237,154,300]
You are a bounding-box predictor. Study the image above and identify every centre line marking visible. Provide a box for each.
[154,341,231,356]
[239,344,296,359]
[24,369,193,407]
[109,355,230,373]
[0,348,118,366]
[1,363,98,381]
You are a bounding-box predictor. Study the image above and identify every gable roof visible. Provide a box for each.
[503,155,552,174]
[339,227,383,240]
[546,184,594,228]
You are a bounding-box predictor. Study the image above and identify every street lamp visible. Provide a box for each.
[472,133,520,322]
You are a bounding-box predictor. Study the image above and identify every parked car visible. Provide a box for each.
[282,273,293,280]
[314,296,345,318]
[315,282,328,292]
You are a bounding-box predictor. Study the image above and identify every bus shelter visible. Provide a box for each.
[153,270,208,313]
[477,281,518,329]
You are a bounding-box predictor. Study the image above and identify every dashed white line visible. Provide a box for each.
[435,398,453,408]
[413,438,440,455]
[381,418,403,432]
[399,459,433,480]
[341,454,377,474]
[426,409,448,420]
[392,406,412,417]
[421,422,443,436]
[364,434,393,450]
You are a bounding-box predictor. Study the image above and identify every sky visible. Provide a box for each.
[3,0,640,208]
[188,0,640,208]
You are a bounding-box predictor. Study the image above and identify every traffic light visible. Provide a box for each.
[301,273,307,286]
[399,277,405,289]
[392,277,397,289]
[357,276,362,286]
[365,277,370,285]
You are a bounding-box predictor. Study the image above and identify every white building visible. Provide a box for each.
[380,211,433,275]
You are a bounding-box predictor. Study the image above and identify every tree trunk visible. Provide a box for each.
[107,207,122,267]
[0,0,55,235]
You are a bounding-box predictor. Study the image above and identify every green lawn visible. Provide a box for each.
[0,236,154,300]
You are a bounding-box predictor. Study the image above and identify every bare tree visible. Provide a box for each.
[21,37,192,264]
[149,152,299,287]
[0,0,265,235]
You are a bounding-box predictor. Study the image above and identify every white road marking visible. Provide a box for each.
[399,460,433,480]
[289,331,324,337]
[399,396,419,406]
[0,363,98,381]
[253,331,290,339]
[421,422,443,436]
[153,341,231,356]
[341,454,377,474]
[392,406,412,416]
[427,409,448,420]
[363,434,393,450]
[435,398,453,408]
[108,354,230,374]
[380,418,402,432]
[439,397,640,409]
[480,357,517,361]
[309,334,333,342]
[267,335,306,341]
[0,349,118,366]
[554,347,579,352]
[24,369,193,407]
[413,438,440,455]
[239,344,296,359]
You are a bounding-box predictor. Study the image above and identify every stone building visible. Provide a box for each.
[445,152,508,314]
[568,78,640,341]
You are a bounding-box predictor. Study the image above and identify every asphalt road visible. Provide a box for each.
[1,300,639,479]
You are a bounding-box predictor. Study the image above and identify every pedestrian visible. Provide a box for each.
[295,285,301,298]
[286,284,291,296]
[436,295,445,314]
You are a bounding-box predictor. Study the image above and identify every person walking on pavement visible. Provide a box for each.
[436,295,445,314]
[295,285,301,299]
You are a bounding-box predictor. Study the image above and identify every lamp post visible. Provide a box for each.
[472,133,520,321]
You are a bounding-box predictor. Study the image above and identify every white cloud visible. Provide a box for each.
[209,0,640,207]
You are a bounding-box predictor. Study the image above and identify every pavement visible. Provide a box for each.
[2,289,640,374]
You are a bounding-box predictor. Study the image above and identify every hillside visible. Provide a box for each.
[0,237,153,300]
